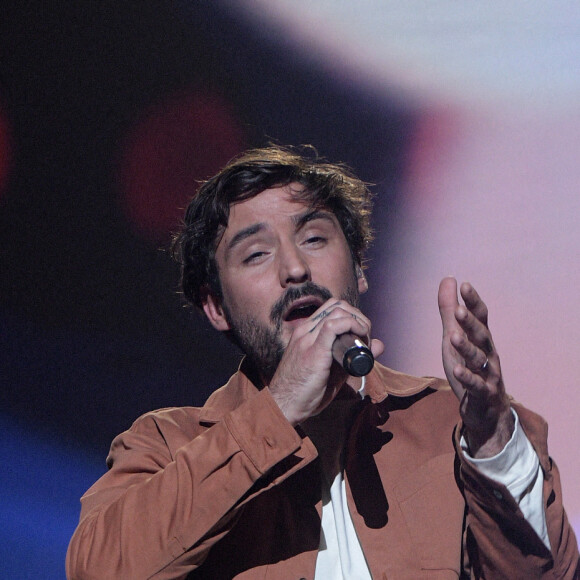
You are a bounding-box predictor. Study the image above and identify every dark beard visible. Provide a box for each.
[226,317,285,384]
[223,280,360,385]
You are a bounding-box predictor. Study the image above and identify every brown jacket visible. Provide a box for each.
[66,363,579,579]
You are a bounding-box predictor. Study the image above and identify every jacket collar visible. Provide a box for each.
[364,363,438,403]
[198,357,439,424]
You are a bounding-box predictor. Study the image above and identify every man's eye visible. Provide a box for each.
[306,236,326,245]
[243,251,266,264]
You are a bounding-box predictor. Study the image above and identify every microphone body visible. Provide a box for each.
[332,334,374,377]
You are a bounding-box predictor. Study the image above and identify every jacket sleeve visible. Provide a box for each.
[66,388,317,580]
[455,402,579,579]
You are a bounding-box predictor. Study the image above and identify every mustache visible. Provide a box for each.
[270,282,332,327]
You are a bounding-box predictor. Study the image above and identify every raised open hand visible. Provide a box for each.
[438,277,514,458]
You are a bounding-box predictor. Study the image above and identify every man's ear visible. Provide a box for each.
[202,290,231,332]
[356,265,368,294]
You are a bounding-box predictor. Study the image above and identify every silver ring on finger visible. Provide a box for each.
[480,357,489,373]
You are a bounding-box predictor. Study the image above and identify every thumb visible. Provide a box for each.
[438,276,459,334]
[370,338,385,359]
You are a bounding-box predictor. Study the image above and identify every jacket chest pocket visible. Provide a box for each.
[393,453,465,574]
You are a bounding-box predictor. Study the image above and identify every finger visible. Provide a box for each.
[438,276,459,307]
[325,300,372,330]
[452,364,488,397]
[450,330,488,372]
[309,300,371,337]
[438,277,459,335]
[308,307,371,348]
[454,305,492,350]
[460,282,489,326]
[322,312,370,343]
[455,288,496,357]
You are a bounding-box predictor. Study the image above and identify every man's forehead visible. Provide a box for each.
[225,185,331,227]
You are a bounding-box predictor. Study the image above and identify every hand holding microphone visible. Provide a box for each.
[269,298,381,426]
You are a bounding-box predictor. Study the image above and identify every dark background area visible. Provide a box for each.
[0,2,414,577]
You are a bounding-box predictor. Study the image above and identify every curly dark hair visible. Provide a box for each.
[171,145,374,309]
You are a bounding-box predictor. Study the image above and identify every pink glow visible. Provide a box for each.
[376,105,580,534]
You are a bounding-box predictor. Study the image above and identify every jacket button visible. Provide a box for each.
[493,490,503,500]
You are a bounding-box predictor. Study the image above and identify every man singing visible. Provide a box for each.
[67,146,579,579]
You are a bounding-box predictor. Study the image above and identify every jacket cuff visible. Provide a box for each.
[455,401,552,480]
[460,409,540,497]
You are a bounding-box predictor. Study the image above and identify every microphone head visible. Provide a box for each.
[343,343,374,377]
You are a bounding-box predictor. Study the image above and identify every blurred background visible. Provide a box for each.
[1,2,578,577]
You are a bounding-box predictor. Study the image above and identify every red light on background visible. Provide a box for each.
[119,91,246,242]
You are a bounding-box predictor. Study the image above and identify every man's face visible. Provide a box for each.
[202,184,367,381]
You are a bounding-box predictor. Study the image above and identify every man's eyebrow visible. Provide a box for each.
[225,223,265,252]
[294,209,335,230]
[225,210,334,253]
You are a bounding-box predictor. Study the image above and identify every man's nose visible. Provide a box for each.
[279,244,311,286]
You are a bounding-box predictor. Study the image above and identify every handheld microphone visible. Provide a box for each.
[332,334,374,377]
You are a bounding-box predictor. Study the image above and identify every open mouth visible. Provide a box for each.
[283,299,323,322]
